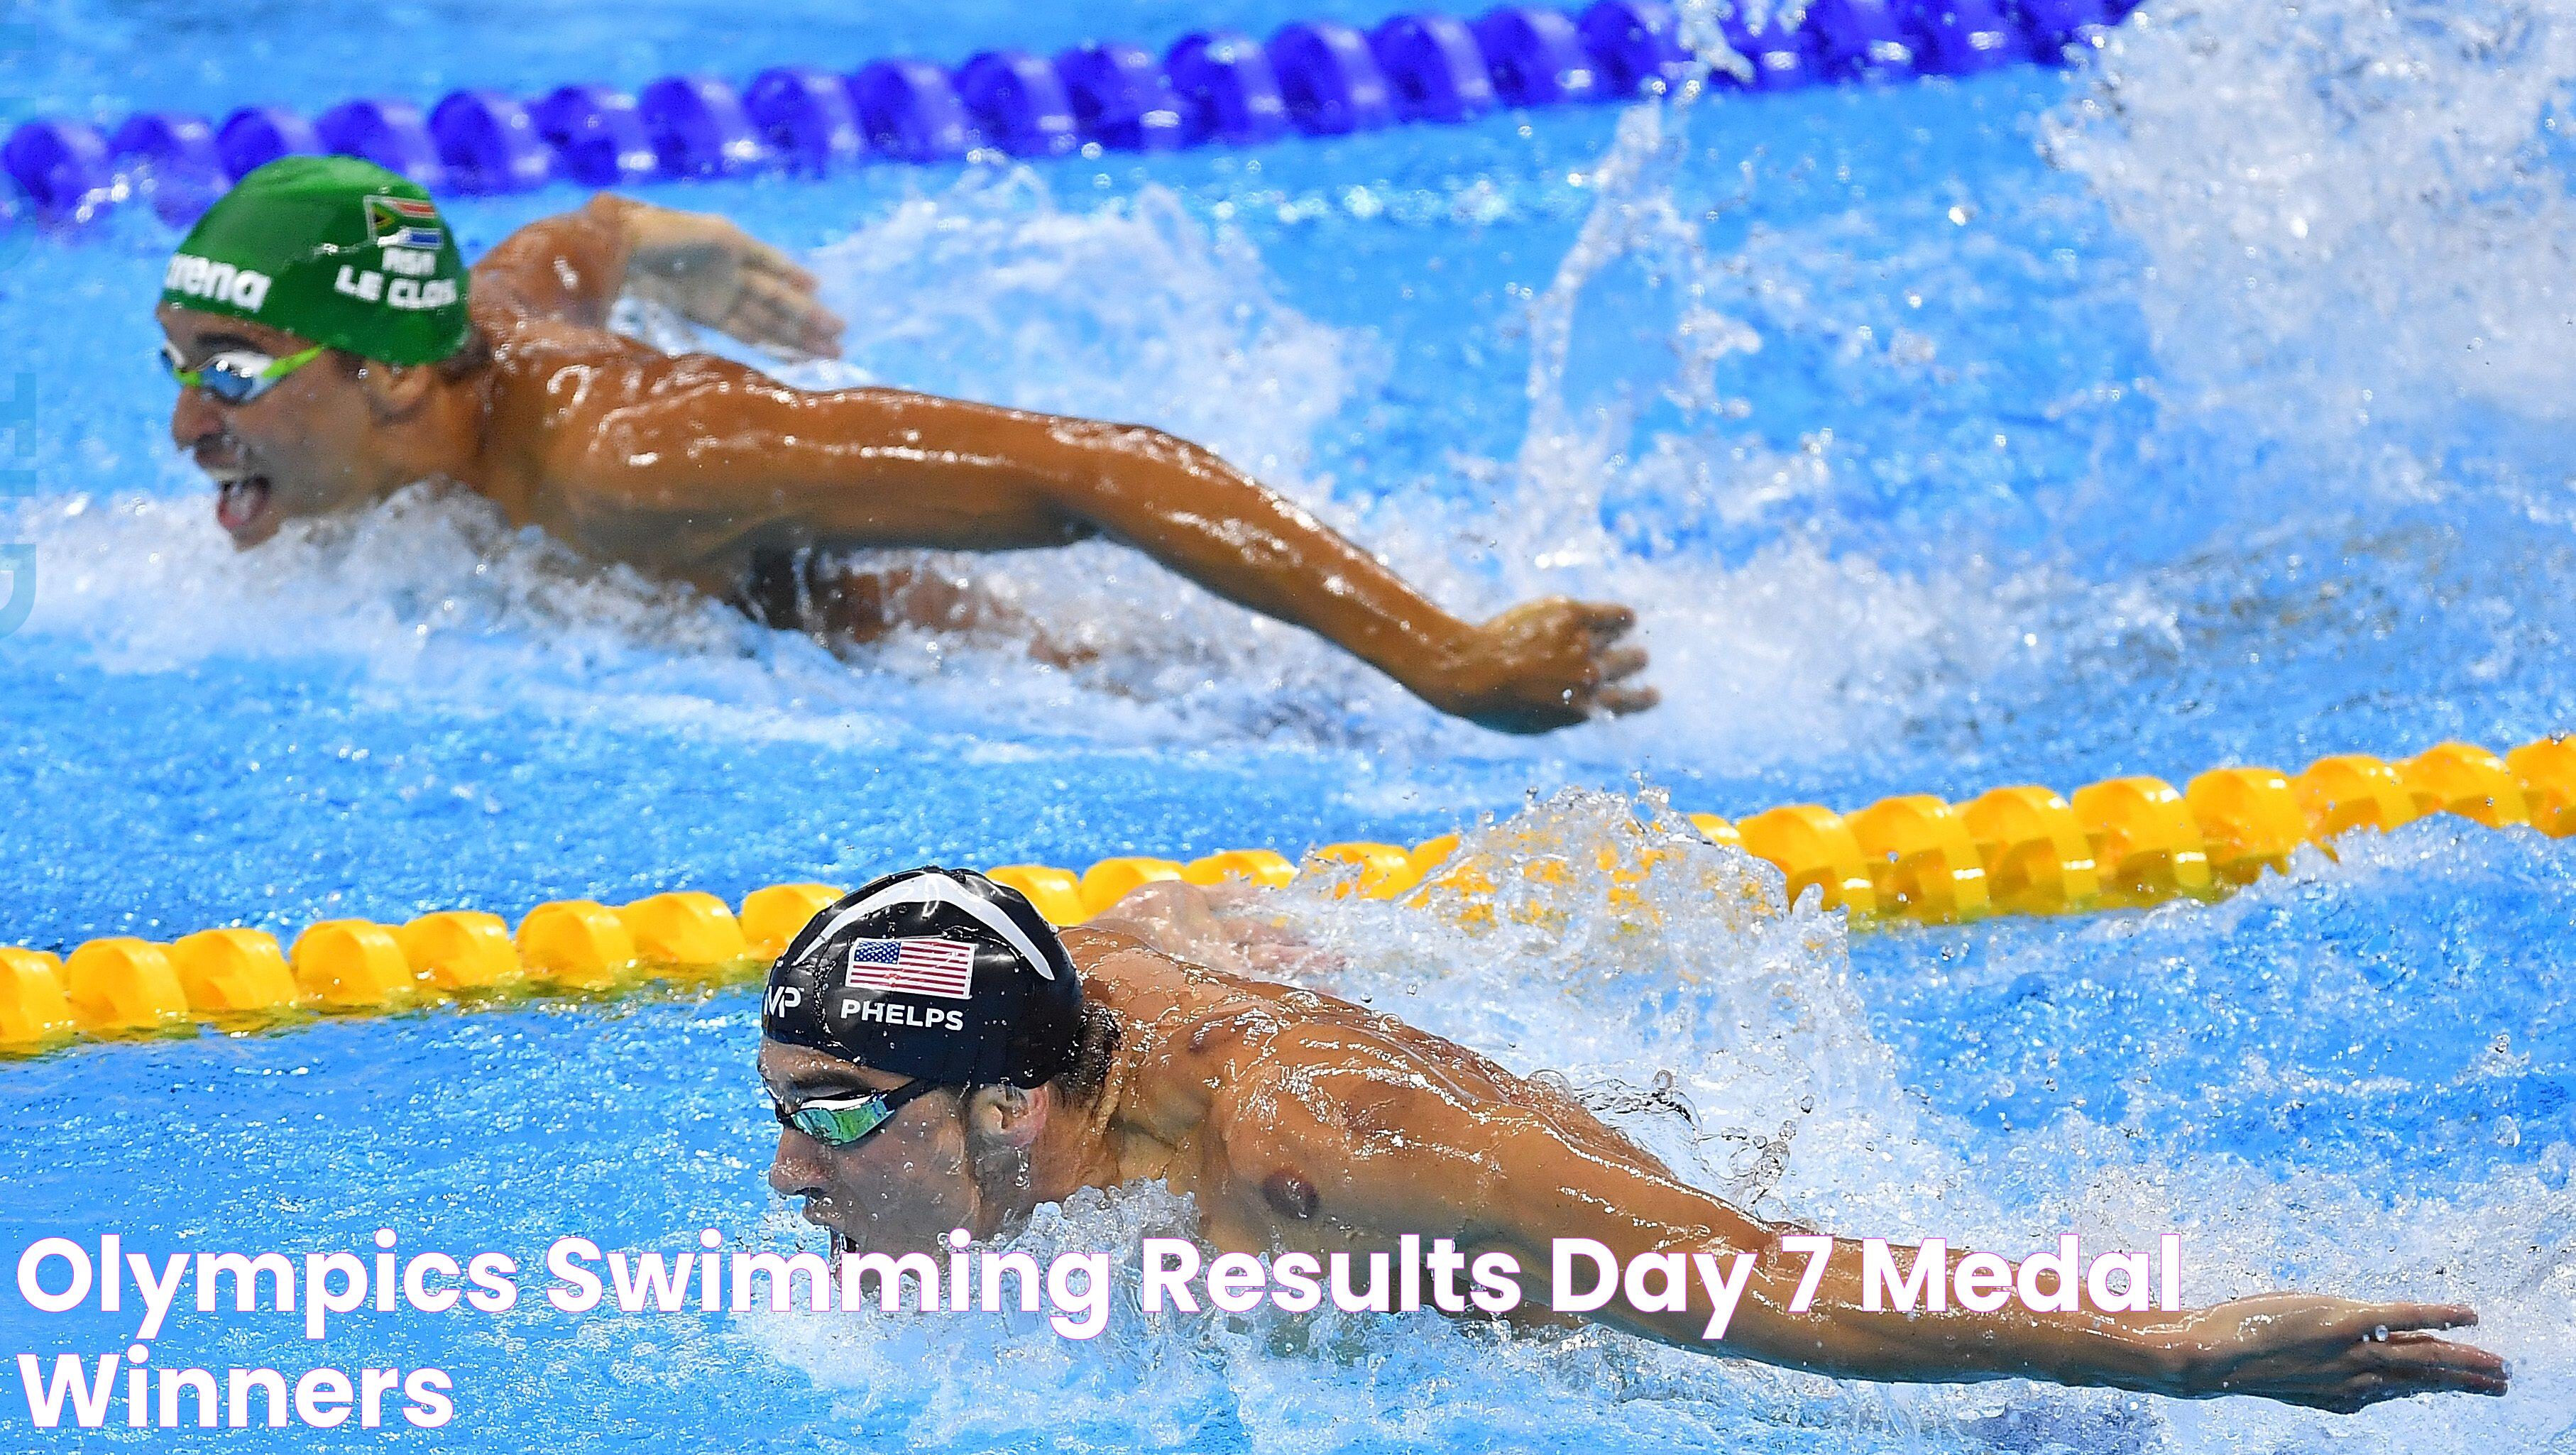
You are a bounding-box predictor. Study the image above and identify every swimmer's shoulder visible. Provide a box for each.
[468,304,752,495]
[1067,934,1681,1195]
[469,296,660,378]
[1065,927,1261,1013]
[1063,931,1332,1087]
[1067,928,1374,1023]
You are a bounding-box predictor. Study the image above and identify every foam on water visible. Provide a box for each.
[6,7,2575,1443]
[2045,0,2576,445]
[0,75,2250,781]
[738,791,2573,1451]
[6,158,2017,773]
[6,487,934,748]
[12,4,2576,791]
[701,165,2039,770]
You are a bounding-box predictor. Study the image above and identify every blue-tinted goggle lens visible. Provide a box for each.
[160,341,322,405]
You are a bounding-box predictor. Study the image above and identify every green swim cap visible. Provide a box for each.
[160,156,469,367]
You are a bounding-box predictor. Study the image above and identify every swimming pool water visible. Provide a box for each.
[4,0,2573,1449]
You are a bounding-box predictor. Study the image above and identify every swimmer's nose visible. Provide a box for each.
[170,386,225,454]
[767,1129,828,1197]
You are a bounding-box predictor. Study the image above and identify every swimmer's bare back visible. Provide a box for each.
[1074,882,2509,1412]
[451,197,1653,732]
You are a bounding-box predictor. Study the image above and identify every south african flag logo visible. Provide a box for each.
[364,194,446,251]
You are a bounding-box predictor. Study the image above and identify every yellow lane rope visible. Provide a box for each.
[4,737,2569,1055]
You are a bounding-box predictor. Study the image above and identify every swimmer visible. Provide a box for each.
[152,158,1653,732]
[760,869,2511,1414]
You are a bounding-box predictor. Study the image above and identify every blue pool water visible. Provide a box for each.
[4,0,2575,1449]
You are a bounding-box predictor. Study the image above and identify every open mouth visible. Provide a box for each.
[799,1199,857,1253]
[215,476,272,534]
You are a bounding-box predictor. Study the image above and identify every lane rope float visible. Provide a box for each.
[4,735,2567,1056]
[4,0,2143,224]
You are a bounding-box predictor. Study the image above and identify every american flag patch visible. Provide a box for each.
[844,938,976,999]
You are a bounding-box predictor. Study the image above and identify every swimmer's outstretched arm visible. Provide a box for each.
[894,410,1654,732]
[474,197,1651,731]
[1237,1067,2509,1411]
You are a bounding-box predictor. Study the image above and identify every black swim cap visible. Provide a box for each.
[762,867,1083,1089]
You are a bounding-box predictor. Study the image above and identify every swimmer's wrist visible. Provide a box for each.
[1396,641,1491,718]
[2093,1314,2203,1396]
[1998,1312,2197,1396]
[1395,617,1494,704]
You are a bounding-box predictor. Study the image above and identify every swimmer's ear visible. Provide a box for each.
[963,1083,1051,1151]
[349,356,440,422]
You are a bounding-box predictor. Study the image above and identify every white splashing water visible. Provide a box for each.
[21,5,2576,767]
[2042,0,2576,472]
[6,486,932,746]
[8,160,2020,765]
[6,176,1423,748]
[1466,95,2039,763]
[740,790,2573,1450]
[747,167,2019,764]
[791,172,1371,483]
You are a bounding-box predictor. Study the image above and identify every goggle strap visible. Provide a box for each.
[261,344,327,379]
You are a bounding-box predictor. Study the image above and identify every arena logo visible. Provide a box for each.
[161,255,272,313]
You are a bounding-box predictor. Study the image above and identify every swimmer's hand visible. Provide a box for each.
[1424,598,1656,733]
[2165,1295,2507,1411]
[620,203,845,360]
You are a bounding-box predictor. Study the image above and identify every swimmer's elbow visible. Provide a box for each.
[1035,419,1245,510]
[580,192,642,226]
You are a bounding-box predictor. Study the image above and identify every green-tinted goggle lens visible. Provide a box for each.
[787,1097,894,1146]
[772,1080,940,1148]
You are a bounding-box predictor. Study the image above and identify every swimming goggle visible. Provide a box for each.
[159,341,326,405]
[772,1080,943,1149]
